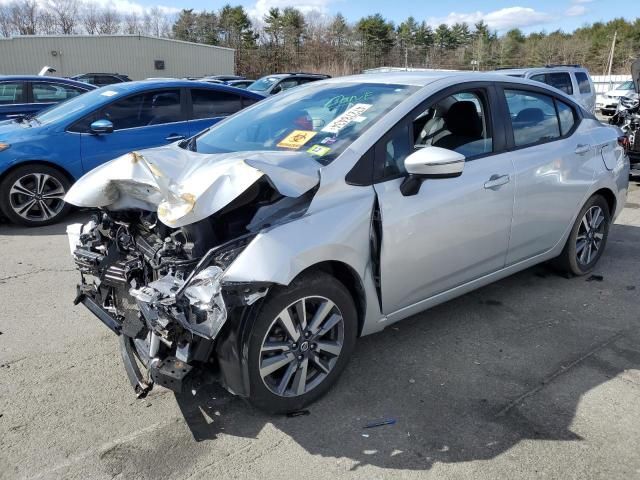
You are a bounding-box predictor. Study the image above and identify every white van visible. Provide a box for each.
[490,65,596,113]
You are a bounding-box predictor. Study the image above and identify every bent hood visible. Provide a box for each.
[65,145,321,228]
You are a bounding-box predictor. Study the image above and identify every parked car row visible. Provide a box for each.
[0,79,264,226]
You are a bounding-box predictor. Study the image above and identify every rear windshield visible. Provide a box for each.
[247,77,279,92]
[192,82,418,165]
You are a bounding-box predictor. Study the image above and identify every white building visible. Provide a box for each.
[0,35,235,79]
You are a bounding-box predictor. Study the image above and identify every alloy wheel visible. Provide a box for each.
[8,173,66,222]
[259,296,345,397]
[576,205,606,266]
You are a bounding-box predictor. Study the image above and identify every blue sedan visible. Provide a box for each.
[0,80,264,226]
[0,75,96,120]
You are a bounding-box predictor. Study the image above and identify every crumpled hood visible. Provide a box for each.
[65,145,321,228]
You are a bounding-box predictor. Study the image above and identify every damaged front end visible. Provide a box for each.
[67,147,320,397]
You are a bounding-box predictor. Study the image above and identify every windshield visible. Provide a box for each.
[34,88,117,125]
[617,81,634,90]
[192,82,418,165]
[247,77,280,92]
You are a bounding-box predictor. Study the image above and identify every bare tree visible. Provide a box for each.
[0,4,15,37]
[39,11,59,34]
[97,7,120,34]
[124,11,141,34]
[82,1,99,34]
[49,0,79,34]
[10,0,39,35]
[143,7,168,37]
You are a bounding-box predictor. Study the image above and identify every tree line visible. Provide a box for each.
[1,0,639,78]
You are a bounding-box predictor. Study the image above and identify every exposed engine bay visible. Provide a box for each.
[68,149,319,397]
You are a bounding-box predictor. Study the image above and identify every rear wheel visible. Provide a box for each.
[0,164,71,226]
[554,194,611,276]
[246,271,357,414]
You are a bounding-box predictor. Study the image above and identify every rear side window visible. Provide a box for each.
[32,82,86,103]
[556,100,576,135]
[529,72,574,95]
[190,89,242,119]
[575,72,591,94]
[0,82,25,104]
[505,90,560,147]
[101,89,182,129]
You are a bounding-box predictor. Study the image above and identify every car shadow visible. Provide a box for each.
[164,223,640,473]
[0,210,92,236]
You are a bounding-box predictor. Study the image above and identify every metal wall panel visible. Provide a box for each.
[0,35,235,79]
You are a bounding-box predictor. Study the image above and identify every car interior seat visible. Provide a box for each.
[433,101,483,151]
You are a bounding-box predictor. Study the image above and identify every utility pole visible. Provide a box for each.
[405,46,408,70]
[605,30,617,89]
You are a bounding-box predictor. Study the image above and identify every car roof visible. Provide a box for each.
[0,75,97,88]
[94,79,266,98]
[490,66,589,76]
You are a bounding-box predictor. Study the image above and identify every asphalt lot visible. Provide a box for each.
[0,182,639,480]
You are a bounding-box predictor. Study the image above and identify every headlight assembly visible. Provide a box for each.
[0,142,10,152]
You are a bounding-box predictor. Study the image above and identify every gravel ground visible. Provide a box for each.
[1,182,639,480]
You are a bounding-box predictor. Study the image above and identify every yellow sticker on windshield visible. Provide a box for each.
[307,145,331,157]
[277,130,317,149]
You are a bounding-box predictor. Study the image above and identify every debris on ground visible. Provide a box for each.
[409,378,416,384]
[586,274,604,282]
[626,285,636,291]
[287,410,310,418]
[364,418,396,429]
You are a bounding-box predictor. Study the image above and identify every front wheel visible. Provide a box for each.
[0,164,72,226]
[246,271,358,414]
[554,194,611,276]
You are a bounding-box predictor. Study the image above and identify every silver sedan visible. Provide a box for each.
[67,72,629,413]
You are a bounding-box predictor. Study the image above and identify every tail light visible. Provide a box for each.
[618,135,630,153]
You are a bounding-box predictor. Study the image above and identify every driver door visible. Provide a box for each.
[373,84,516,314]
[78,88,189,173]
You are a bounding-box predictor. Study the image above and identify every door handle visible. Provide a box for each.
[484,174,510,190]
[575,143,591,155]
[165,134,186,142]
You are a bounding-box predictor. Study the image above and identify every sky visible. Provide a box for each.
[8,0,639,34]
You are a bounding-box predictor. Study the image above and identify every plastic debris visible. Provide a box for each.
[586,274,604,282]
[364,418,396,429]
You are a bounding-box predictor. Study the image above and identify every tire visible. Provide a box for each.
[245,271,358,414]
[0,164,72,227]
[554,195,611,276]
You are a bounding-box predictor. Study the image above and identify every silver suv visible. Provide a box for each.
[491,65,596,113]
[67,72,628,413]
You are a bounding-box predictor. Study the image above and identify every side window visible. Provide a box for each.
[276,79,299,93]
[32,82,85,103]
[556,99,576,135]
[242,96,260,108]
[190,89,242,119]
[0,82,25,104]
[379,89,493,178]
[575,72,591,94]
[530,74,546,84]
[100,89,181,130]
[546,72,573,95]
[505,90,561,147]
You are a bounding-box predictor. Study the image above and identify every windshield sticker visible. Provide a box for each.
[277,130,317,149]
[320,136,337,145]
[353,116,367,123]
[100,90,118,97]
[307,145,331,157]
[321,104,372,134]
[325,91,373,109]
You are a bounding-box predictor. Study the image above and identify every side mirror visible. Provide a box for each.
[90,119,113,134]
[401,147,465,196]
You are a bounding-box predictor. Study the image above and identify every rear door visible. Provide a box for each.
[187,88,245,136]
[496,84,597,265]
[0,81,29,119]
[31,81,88,113]
[77,88,189,173]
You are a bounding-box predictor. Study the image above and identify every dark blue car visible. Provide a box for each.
[0,75,96,120]
[0,80,264,226]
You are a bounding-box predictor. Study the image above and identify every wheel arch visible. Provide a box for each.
[291,260,367,337]
[591,187,616,217]
[0,160,76,185]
